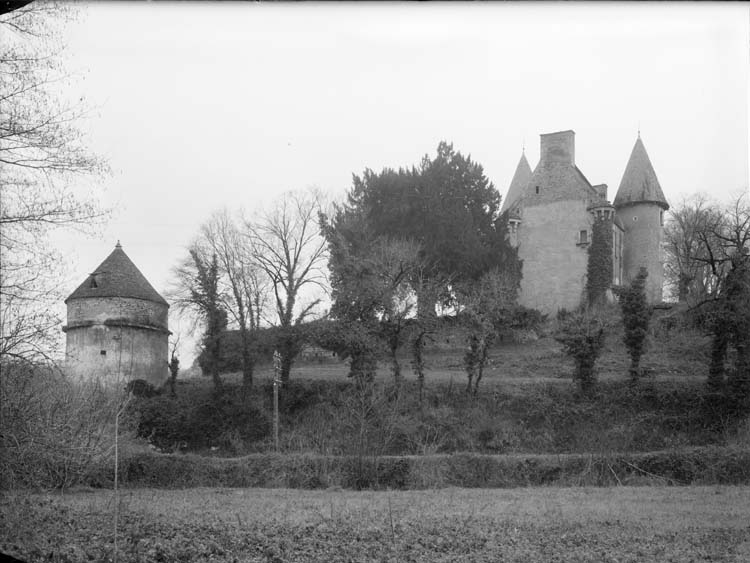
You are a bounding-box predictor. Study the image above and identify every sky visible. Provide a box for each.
[51,1,750,361]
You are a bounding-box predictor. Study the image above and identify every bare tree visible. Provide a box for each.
[199,209,268,390]
[692,192,750,397]
[663,194,727,304]
[1,3,109,364]
[244,189,329,382]
[167,332,180,397]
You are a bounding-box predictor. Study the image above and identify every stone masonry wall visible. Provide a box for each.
[65,323,168,387]
[67,296,168,329]
[619,203,664,303]
[518,199,592,313]
[64,296,169,387]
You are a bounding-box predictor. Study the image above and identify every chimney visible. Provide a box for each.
[540,130,575,166]
[593,184,608,200]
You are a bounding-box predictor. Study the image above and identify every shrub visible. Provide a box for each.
[617,267,652,382]
[130,387,270,454]
[88,447,750,490]
[0,362,124,489]
[554,311,607,395]
[125,378,160,398]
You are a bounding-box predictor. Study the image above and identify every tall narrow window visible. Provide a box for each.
[660,211,664,226]
[535,186,540,194]
[579,230,588,244]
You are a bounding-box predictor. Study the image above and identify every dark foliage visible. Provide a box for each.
[325,142,521,312]
[125,379,160,398]
[617,267,652,382]
[129,388,270,454]
[555,312,607,395]
[586,216,614,308]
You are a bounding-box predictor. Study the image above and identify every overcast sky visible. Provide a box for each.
[52,2,749,360]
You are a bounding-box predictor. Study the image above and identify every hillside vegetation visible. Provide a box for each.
[128,327,742,460]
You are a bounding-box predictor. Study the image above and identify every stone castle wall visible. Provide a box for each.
[518,199,592,313]
[618,203,665,302]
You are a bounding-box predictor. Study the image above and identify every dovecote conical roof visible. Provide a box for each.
[614,135,669,210]
[501,151,532,213]
[65,242,168,305]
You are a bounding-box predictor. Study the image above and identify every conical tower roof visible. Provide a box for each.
[501,151,532,213]
[614,135,669,210]
[65,242,168,305]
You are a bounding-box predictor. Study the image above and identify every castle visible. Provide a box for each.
[62,242,170,387]
[502,130,669,314]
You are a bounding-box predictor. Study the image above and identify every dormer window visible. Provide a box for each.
[89,277,98,289]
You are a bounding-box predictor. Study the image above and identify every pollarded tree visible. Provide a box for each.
[617,267,651,383]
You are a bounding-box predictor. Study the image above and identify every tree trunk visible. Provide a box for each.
[390,342,401,388]
[677,273,691,303]
[473,340,489,396]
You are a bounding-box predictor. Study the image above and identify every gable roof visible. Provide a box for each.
[614,135,669,210]
[501,151,532,213]
[65,242,168,305]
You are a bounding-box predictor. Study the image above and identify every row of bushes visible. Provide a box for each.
[88,447,750,490]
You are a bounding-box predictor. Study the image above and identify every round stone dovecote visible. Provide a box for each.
[62,242,170,387]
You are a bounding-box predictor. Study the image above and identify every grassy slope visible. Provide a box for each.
[133,329,725,458]
[214,329,710,386]
[2,487,749,562]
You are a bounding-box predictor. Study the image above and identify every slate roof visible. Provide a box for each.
[65,242,168,305]
[501,151,532,213]
[614,135,669,210]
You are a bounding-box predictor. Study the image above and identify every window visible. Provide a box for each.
[100,350,107,356]
[660,211,664,226]
[535,186,540,194]
[633,216,638,222]
[579,230,588,244]
[90,277,98,289]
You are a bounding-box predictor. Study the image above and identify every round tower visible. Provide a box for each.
[613,134,669,303]
[62,242,170,387]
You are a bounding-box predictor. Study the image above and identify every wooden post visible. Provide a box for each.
[273,350,281,452]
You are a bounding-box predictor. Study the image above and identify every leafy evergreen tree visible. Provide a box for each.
[618,267,651,383]
[555,311,607,396]
[338,142,520,316]
[171,249,228,393]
